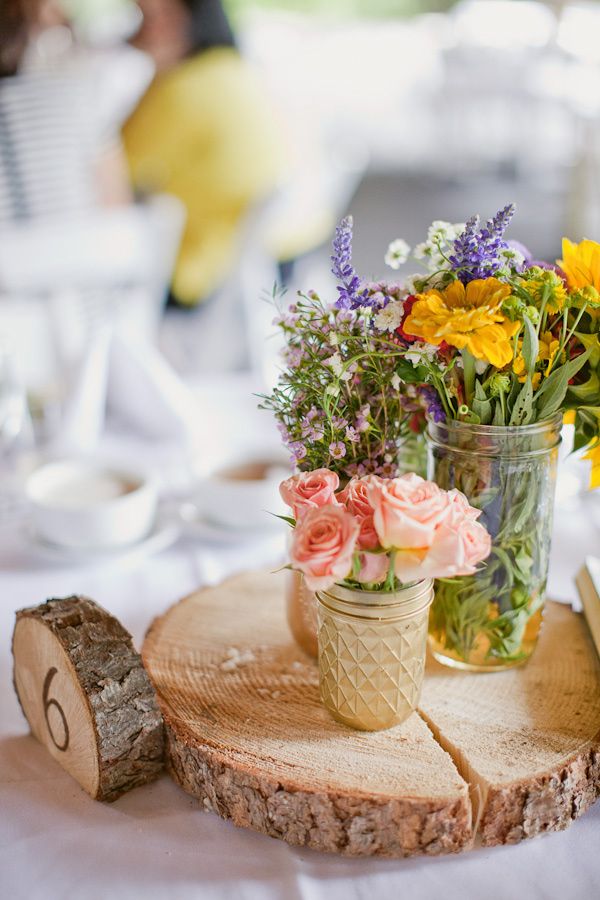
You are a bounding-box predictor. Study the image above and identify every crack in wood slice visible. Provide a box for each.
[13,596,165,802]
[419,601,600,845]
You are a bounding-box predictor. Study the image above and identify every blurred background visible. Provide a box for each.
[0,0,599,579]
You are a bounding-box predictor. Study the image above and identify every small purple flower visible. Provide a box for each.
[449,204,515,283]
[379,461,398,478]
[331,217,369,310]
[345,425,360,443]
[332,415,348,429]
[329,441,347,459]
[289,441,307,462]
[419,385,445,423]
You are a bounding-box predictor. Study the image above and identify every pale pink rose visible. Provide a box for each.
[394,548,432,584]
[356,552,389,585]
[338,477,379,550]
[280,468,339,519]
[289,504,360,591]
[447,489,482,522]
[424,517,491,577]
[367,473,453,550]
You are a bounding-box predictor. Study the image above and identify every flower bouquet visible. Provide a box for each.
[263,205,600,671]
[279,468,491,730]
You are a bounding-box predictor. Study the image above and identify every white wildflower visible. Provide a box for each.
[340,370,353,383]
[385,238,411,270]
[391,372,401,391]
[403,273,424,295]
[373,299,405,333]
[325,384,340,397]
[413,242,429,260]
[324,352,343,377]
[475,358,488,375]
[405,342,440,367]
[329,332,339,346]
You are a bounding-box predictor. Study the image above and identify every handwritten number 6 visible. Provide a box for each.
[42,668,69,752]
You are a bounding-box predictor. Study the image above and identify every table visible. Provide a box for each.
[2,390,600,900]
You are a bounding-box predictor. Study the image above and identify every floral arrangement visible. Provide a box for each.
[280,469,491,593]
[263,206,600,665]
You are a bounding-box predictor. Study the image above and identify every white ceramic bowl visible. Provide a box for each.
[26,460,158,550]
[196,458,290,530]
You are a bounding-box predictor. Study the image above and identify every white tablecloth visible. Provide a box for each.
[2,410,600,900]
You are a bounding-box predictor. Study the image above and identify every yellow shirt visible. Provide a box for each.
[123,48,284,305]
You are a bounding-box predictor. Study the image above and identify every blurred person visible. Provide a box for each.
[0,0,131,228]
[122,0,285,307]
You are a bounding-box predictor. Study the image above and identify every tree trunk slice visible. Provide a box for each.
[13,596,164,802]
[142,569,472,857]
[143,570,600,857]
[419,601,600,846]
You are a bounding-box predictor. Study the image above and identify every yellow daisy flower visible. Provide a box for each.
[513,330,559,388]
[538,330,560,375]
[404,278,518,368]
[557,238,600,294]
[584,443,600,490]
[525,272,567,314]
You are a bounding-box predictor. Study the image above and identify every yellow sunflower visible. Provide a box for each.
[557,238,600,294]
[403,278,518,368]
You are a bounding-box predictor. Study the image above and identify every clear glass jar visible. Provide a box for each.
[426,414,562,671]
[397,431,428,478]
[285,570,318,658]
[317,579,433,731]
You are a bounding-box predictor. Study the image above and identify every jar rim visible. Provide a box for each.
[427,411,563,437]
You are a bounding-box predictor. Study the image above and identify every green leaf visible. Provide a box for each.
[534,348,592,419]
[493,398,505,425]
[509,377,534,426]
[521,315,539,376]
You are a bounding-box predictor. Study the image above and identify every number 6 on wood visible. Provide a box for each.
[12,596,164,802]
[42,668,69,753]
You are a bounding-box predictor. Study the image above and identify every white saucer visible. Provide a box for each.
[27,514,181,568]
[177,502,284,545]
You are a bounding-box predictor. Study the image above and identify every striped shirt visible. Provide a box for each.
[0,60,106,226]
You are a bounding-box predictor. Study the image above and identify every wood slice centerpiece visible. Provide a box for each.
[142,570,600,857]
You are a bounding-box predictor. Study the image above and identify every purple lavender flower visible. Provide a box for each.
[449,204,515,283]
[419,385,445,423]
[331,217,369,309]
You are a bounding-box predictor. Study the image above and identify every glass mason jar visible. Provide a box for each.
[317,579,434,731]
[426,414,562,671]
[285,570,318,658]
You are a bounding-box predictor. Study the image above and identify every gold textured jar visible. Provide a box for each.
[285,570,318,658]
[317,579,434,731]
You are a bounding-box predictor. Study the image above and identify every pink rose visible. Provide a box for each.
[423,517,491,578]
[356,552,389,585]
[280,468,339,519]
[367,473,453,550]
[447,489,482,522]
[338,477,379,550]
[289,505,360,591]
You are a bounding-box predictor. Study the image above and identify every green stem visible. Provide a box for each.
[386,551,396,592]
[461,348,476,407]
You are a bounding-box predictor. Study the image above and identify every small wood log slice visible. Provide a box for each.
[13,595,164,802]
[142,570,472,857]
[420,601,600,846]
